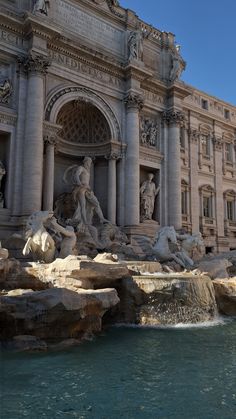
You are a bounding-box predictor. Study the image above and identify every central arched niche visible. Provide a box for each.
[54,100,111,218]
[57,100,111,144]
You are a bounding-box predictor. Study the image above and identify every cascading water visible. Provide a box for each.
[117,273,218,326]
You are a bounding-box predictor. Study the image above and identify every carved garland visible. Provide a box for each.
[45,86,121,141]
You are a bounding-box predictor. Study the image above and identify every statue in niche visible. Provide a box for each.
[33,0,50,15]
[169,45,185,82]
[0,80,13,104]
[128,30,144,62]
[63,157,107,230]
[140,173,160,222]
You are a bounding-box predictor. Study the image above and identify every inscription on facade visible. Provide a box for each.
[53,0,124,55]
[0,29,27,49]
[48,50,123,88]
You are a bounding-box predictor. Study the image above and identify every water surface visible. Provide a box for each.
[1,319,236,418]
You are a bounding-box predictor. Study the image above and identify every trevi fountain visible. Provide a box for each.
[0,0,236,418]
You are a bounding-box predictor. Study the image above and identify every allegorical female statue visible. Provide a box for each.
[33,0,50,15]
[140,173,160,222]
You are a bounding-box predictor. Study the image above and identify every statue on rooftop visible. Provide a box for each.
[33,0,50,15]
[169,45,186,82]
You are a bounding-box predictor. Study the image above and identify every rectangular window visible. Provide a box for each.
[201,99,208,110]
[203,196,212,218]
[227,201,234,221]
[201,135,210,156]
[225,143,232,162]
[224,109,230,120]
[181,191,187,215]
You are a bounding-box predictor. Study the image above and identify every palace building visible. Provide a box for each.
[0,0,236,253]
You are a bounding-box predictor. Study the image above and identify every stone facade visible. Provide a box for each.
[0,0,235,253]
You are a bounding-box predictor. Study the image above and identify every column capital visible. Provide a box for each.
[124,92,144,110]
[18,54,51,75]
[43,122,62,147]
[213,135,223,151]
[105,152,121,161]
[188,128,200,144]
[162,110,185,126]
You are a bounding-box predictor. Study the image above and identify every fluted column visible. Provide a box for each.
[163,110,185,230]
[124,92,143,225]
[12,62,28,216]
[20,54,50,215]
[106,153,118,224]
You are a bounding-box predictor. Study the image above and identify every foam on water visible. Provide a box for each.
[114,315,232,330]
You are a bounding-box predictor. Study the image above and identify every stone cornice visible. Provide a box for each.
[124,64,153,83]
[0,110,17,126]
[48,41,124,80]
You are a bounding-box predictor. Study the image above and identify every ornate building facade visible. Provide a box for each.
[0,0,235,252]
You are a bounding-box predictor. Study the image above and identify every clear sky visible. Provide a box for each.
[120,0,236,106]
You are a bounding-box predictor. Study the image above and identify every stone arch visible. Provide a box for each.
[45,85,121,141]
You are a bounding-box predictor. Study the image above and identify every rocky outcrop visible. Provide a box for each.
[213,278,236,315]
[196,259,232,279]
[28,255,130,290]
[0,287,119,340]
[113,273,217,325]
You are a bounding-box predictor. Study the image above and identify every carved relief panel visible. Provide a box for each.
[140,115,160,150]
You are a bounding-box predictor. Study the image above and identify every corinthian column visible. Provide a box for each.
[213,136,224,238]
[124,92,143,225]
[43,124,61,211]
[163,110,185,230]
[106,153,119,224]
[20,54,50,215]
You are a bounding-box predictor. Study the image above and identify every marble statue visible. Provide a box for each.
[23,211,56,263]
[33,0,50,15]
[177,232,205,261]
[140,173,159,222]
[169,45,185,82]
[0,80,12,104]
[153,226,203,268]
[128,30,143,61]
[0,241,8,259]
[0,160,6,191]
[50,217,77,258]
[152,226,187,267]
[63,157,107,229]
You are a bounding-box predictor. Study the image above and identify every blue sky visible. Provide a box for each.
[120,0,235,105]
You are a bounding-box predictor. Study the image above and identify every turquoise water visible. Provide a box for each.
[1,320,236,419]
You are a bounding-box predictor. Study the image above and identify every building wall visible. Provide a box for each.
[0,0,235,251]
